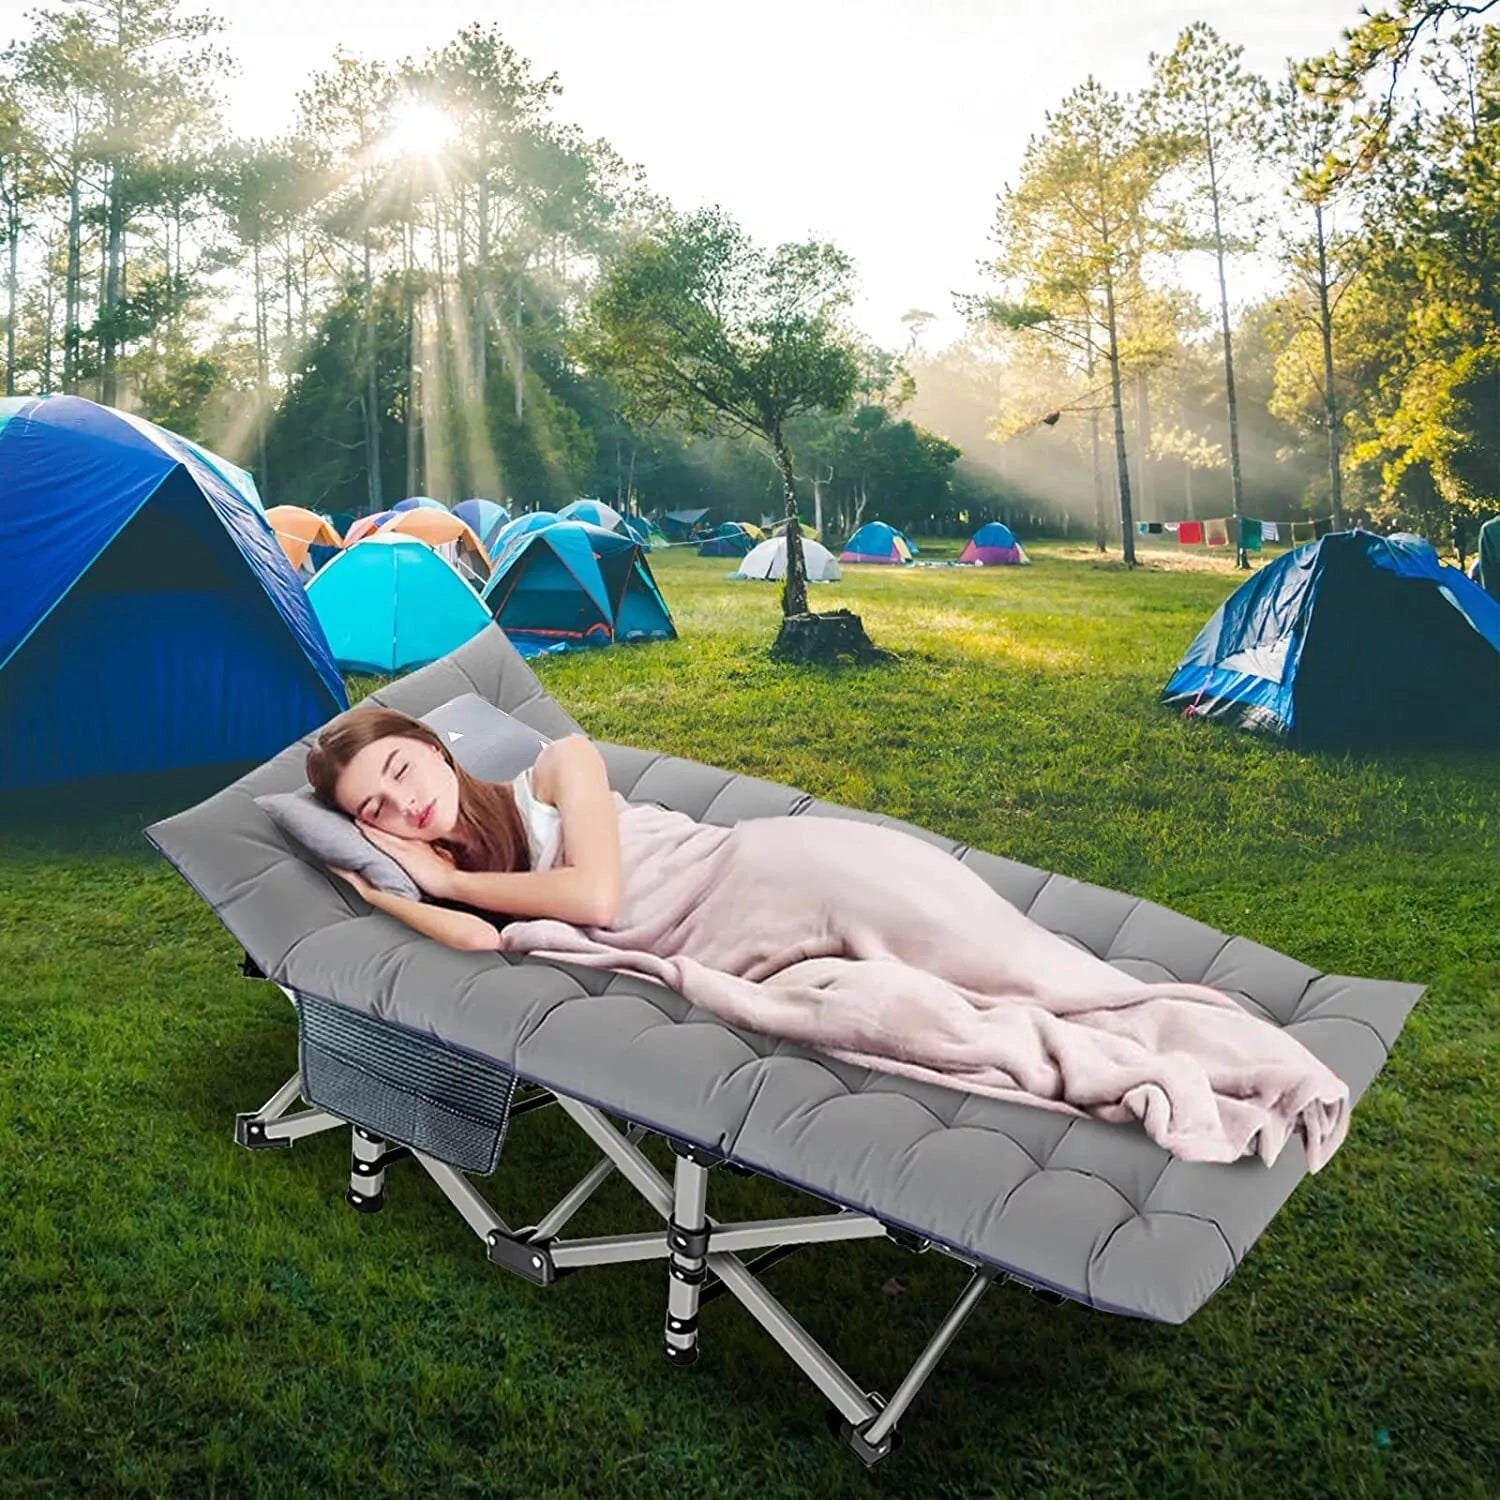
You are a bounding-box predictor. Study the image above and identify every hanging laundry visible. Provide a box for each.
[1240,517,1264,551]
[1148,522,1164,534]
[1312,517,1333,538]
[1206,518,1230,547]
[1262,520,1280,542]
[1291,521,1316,544]
[1137,522,1151,535]
[1178,520,1204,544]
[1164,522,1180,534]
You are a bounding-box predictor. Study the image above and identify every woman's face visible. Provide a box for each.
[334,733,459,841]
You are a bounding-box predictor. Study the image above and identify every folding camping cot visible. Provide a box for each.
[145,625,1424,1465]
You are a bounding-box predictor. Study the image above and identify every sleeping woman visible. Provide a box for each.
[307,703,1352,1169]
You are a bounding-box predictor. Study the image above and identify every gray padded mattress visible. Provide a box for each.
[146,625,1424,1325]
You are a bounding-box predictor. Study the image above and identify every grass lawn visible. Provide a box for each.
[1,538,1495,1498]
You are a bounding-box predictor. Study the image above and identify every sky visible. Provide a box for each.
[203,0,1369,351]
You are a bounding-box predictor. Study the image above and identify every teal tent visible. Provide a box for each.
[482,521,675,657]
[490,510,561,567]
[307,534,492,675]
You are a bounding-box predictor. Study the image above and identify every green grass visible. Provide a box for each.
[1,539,1495,1498]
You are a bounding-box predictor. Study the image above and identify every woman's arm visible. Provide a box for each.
[330,867,501,951]
[445,735,623,927]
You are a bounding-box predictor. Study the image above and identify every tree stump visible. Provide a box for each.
[771,609,892,665]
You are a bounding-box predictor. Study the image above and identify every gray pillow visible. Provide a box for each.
[420,694,553,782]
[256,788,423,900]
[256,696,556,900]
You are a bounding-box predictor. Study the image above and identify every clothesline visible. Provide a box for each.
[1135,514,1341,550]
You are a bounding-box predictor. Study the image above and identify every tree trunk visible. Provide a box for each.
[64,161,80,394]
[404,217,418,498]
[513,277,524,421]
[362,232,383,514]
[772,427,809,617]
[1134,368,1152,520]
[102,161,123,407]
[1207,130,1247,567]
[283,231,294,375]
[1086,331,1106,551]
[5,206,17,396]
[474,174,487,390]
[253,237,268,491]
[1091,409,1106,551]
[1102,273,1136,565]
[42,229,57,390]
[1315,203,1343,530]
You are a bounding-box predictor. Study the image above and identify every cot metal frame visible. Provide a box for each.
[230,980,1057,1466]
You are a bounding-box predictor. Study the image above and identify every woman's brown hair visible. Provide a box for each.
[305,705,531,874]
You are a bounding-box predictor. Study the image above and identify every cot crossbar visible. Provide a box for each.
[234,1071,998,1465]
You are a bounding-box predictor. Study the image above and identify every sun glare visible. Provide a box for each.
[383,100,455,160]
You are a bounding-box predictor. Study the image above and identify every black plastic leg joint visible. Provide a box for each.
[346,1186,385,1214]
[664,1312,699,1337]
[669,1258,708,1286]
[238,951,266,980]
[667,1218,710,1259]
[827,1397,902,1468]
[351,1146,410,1175]
[235,1114,292,1151]
[487,1231,559,1286]
[663,1339,700,1367]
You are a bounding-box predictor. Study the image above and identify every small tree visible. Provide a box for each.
[1147,24,1272,567]
[583,207,862,630]
[979,78,1181,567]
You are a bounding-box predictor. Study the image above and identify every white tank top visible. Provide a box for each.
[511,766,563,870]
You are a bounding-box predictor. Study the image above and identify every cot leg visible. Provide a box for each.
[234,1072,344,1151]
[663,1146,711,1366]
[347,1125,408,1214]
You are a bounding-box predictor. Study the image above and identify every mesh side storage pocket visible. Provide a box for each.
[296,993,519,1174]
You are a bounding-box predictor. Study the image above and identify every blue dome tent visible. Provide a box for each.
[482,521,675,657]
[558,498,624,531]
[839,521,914,564]
[0,395,346,790]
[452,498,510,555]
[1162,530,1500,748]
[621,514,669,549]
[306,533,492,675]
[489,510,561,567]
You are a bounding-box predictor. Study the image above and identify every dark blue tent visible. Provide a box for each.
[697,522,759,558]
[0,395,347,789]
[1163,530,1500,748]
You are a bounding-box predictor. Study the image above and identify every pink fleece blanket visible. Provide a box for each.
[500,798,1350,1170]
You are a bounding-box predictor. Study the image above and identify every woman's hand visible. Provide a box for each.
[329,866,376,902]
[360,825,457,898]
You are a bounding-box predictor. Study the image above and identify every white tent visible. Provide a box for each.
[732,535,842,582]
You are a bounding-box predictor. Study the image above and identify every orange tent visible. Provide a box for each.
[265,506,343,571]
[380,509,492,581]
